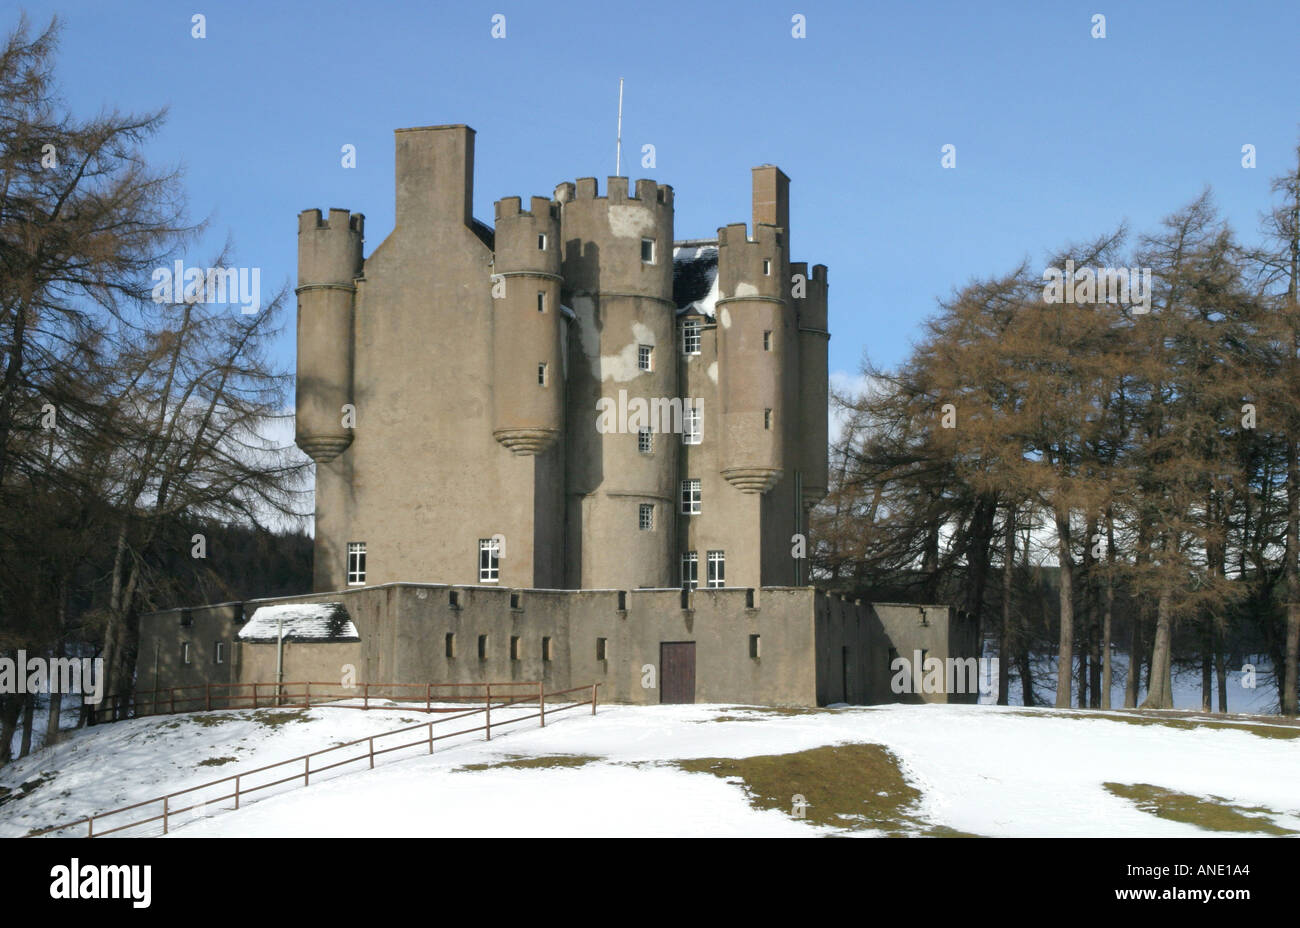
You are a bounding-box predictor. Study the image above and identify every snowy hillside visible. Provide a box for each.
[3,701,1298,838]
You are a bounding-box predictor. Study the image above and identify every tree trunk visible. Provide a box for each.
[1054,507,1075,708]
[1201,616,1213,713]
[18,695,35,759]
[0,695,20,764]
[1286,437,1300,716]
[1214,625,1228,713]
[1143,583,1175,709]
[998,505,1014,706]
[1125,606,1142,708]
[1101,512,1115,709]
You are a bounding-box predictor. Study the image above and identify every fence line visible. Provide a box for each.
[27,682,600,838]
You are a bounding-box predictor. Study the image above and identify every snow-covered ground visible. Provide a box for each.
[3,699,1297,838]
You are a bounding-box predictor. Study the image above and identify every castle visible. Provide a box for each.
[296,124,827,593]
[136,125,974,707]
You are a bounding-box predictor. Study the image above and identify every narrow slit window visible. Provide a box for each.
[446,633,456,658]
[478,634,489,660]
[510,636,521,661]
[538,362,548,386]
[641,238,656,264]
[478,538,500,583]
[347,542,366,585]
[763,330,772,351]
[750,634,761,659]
[182,643,191,665]
[638,427,653,454]
[763,259,771,276]
[538,233,548,250]
[596,637,608,661]
[764,408,773,430]
[681,551,698,590]
[537,291,546,312]
[214,642,225,665]
[542,636,553,661]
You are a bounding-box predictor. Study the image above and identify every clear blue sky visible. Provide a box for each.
[24,0,1300,380]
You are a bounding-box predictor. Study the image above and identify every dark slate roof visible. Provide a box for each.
[239,603,360,643]
[672,242,719,317]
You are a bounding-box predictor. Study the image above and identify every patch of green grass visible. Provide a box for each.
[1012,708,1300,741]
[249,708,312,729]
[197,756,239,767]
[674,743,967,836]
[1104,782,1299,835]
[456,754,601,772]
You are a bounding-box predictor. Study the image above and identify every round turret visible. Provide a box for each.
[295,208,363,463]
[491,196,564,455]
[715,222,789,493]
[558,176,678,589]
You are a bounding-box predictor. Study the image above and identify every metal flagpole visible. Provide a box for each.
[615,78,624,176]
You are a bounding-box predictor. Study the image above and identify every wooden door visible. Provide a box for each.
[660,642,696,704]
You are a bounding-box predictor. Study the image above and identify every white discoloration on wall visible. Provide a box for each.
[600,320,657,382]
[735,282,759,298]
[707,360,718,384]
[608,205,655,239]
[720,306,732,329]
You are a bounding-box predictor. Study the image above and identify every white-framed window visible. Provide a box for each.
[681,478,701,515]
[681,551,698,590]
[638,344,653,371]
[537,291,546,313]
[638,427,653,454]
[763,259,771,276]
[683,404,702,445]
[638,503,654,531]
[682,318,701,355]
[641,238,656,264]
[347,542,366,585]
[538,233,548,250]
[538,362,548,386]
[214,641,225,665]
[706,550,725,588]
[478,538,500,583]
[182,642,192,665]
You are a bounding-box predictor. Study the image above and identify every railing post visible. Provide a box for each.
[363,683,369,711]
[170,688,175,715]
[163,796,168,835]
[369,737,375,769]
[485,683,491,741]
[539,681,545,727]
[426,683,431,713]
[591,683,597,715]
[205,684,211,712]
[305,756,310,785]
[305,682,311,709]
[87,817,93,838]
[428,721,434,753]
[235,775,240,810]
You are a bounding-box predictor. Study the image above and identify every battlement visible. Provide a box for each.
[494,196,560,222]
[299,208,365,236]
[564,176,673,208]
[789,261,829,284]
[717,222,784,251]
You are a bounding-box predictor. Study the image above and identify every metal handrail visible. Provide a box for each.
[26,683,600,838]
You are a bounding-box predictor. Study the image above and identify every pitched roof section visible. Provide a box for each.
[239,603,360,643]
[672,242,719,318]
